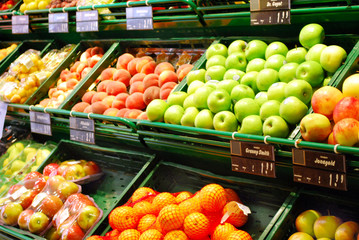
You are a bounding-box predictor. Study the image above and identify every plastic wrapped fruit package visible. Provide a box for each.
[0,44,17,62]
[45,193,103,240]
[9,49,44,78]
[0,172,47,226]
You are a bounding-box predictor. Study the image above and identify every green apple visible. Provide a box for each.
[11,160,26,173]
[206,55,227,69]
[193,86,215,109]
[288,232,314,240]
[146,99,169,122]
[254,91,268,107]
[228,40,247,55]
[223,69,245,81]
[245,40,268,61]
[231,84,255,103]
[264,54,287,71]
[194,109,214,129]
[205,65,227,81]
[334,221,359,240]
[217,79,239,94]
[299,23,325,49]
[186,69,206,85]
[256,68,279,91]
[239,115,263,135]
[246,58,266,72]
[265,41,288,59]
[167,91,188,106]
[314,216,342,239]
[234,98,260,122]
[181,106,199,127]
[260,100,281,121]
[286,47,307,64]
[240,71,259,93]
[207,89,232,113]
[206,43,228,59]
[35,148,52,165]
[183,94,196,109]
[296,61,325,87]
[295,210,322,237]
[164,105,184,125]
[204,81,219,89]
[279,62,299,83]
[305,44,327,62]
[300,113,332,142]
[320,45,347,73]
[285,79,313,104]
[280,96,308,125]
[267,82,288,102]
[187,80,205,95]
[213,111,238,132]
[263,115,289,138]
[225,52,247,72]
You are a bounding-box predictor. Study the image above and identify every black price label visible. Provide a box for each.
[30,111,52,136]
[251,0,290,11]
[293,165,347,191]
[126,6,153,30]
[49,13,69,33]
[250,0,290,25]
[230,140,275,161]
[231,156,276,178]
[70,129,95,144]
[69,117,95,144]
[69,117,95,131]
[76,10,99,32]
[0,101,8,139]
[12,15,30,34]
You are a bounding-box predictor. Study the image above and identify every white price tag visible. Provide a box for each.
[59,208,70,225]
[10,186,27,200]
[31,192,47,208]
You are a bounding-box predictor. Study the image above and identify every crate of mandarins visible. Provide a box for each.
[90,161,296,240]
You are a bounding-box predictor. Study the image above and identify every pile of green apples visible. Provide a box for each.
[289,209,359,240]
[145,23,348,138]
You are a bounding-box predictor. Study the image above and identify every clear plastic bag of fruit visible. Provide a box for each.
[9,49,44,78]
[0,172,47,226]
[0,44,17,62]
[45,193,103,240]
[42,44,75,73]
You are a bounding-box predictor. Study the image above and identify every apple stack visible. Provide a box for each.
[36,46,105,109]
[289,209,359,240]
[300,73,359,147]
[146,23,348,138]
[70,52,194,119]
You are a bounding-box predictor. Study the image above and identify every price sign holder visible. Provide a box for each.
[230,140,276,178]
[0,101,8,139]
[292,148,347,191]
[30,111,52,136]
[76,10,99,32]
[69,117,95,144]
[126,6,153,30]
[12,15,30,34]
[49,12,69,33]
[250,0,291,25]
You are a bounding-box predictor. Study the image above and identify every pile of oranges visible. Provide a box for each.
[88,183,253,240]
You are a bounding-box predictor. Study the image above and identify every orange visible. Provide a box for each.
[133,201,157,217]
[227,230,253,240]
[152,192,176,214]
[183,212,210,240]
[164,230,188,240]
[118,229,141,240]
[105,229,120,238]
[222,201,248,228]
[202,211,222,235]
[138,214,157,233]
[132,187,156,203]
[224,188,242,203]
[158,204,185,233]
[175,191,193,203]
[211,223,237,240]
[86,236,104,240]
[178,197,202,217]
[139,229,163,240]
[199,184,227,213]
[108,206,140,231]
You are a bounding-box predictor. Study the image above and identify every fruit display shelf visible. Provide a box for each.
[0,139,157,239]
[99,161,297,239]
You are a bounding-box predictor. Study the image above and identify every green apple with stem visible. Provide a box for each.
[267,82,287,102]
[213,111,238,132]
[285,79,313,105]
[193,86,215,109]
[225,52,247,72]
[265,41,288,59]
[206,55,227,69]
[186,69,206,85]
[187,80,205,95]
[260,100,281,121]
[264,54,287,71]
[245,40,268,61]
[263,115,289,138]
[240,71,259,93]
[279,96,308,125]
[239,115,263,135]
[286,47,307,64]
[206,43,228,60]
[299,23,325,49]
[181,106,199,127]
[305,44,327,62]
[228,40,247,55]
[167,91,188,107]
[296,60,325,87]
[183,94,196,109]
[194,109,214,129]
[205,65,227,81]
[279,62,299,83]
[207,89,232,113]
[234,98,260,122]
[314,216,342,239]
[246,58,266,72]
[164,105,184,125]
[231,84,255,104]
[254,91,268,107]
[223,69,245,81]
[320,45,347,73]
[217,79,239,94]
[295,210,322,237]
[257,68,279,91]
[300,113,332,142]
[146,99,169,122]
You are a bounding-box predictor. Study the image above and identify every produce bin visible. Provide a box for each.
[265,189,359,239]
[0,41,21,65]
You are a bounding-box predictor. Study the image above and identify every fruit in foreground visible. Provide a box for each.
[295,210,322,237]
[300,113,332,142]
[334,221,359,240]
[299,23,325,49]
[289,232,314,240]
[342,73,359,98]
[313,215,342,239]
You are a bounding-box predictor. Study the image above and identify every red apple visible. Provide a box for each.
[28,211,50,234]
[333,118,359,146]
[77,205,101,231]
[23,172,43,189]
[43,163,60,176]
[62,222,85,240]
[335,221,359,240]
[300,113,332,142]
[333,97,359,123]
[63,164,86,180]
[83,161,101,175]
[18,209,34,230]
[39,195,63,218]
[295,210,322,237]
[57,164,69,176]
[311,86,343,120]
[7,184,23,194]
[44,226,61,240]
[58,181,80,199]
[342,73,359,98]
[1,202,23,225]
[19,190,38,209]
[314,215,342,239]
[48,175,66,192]
[33,176,47,193]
